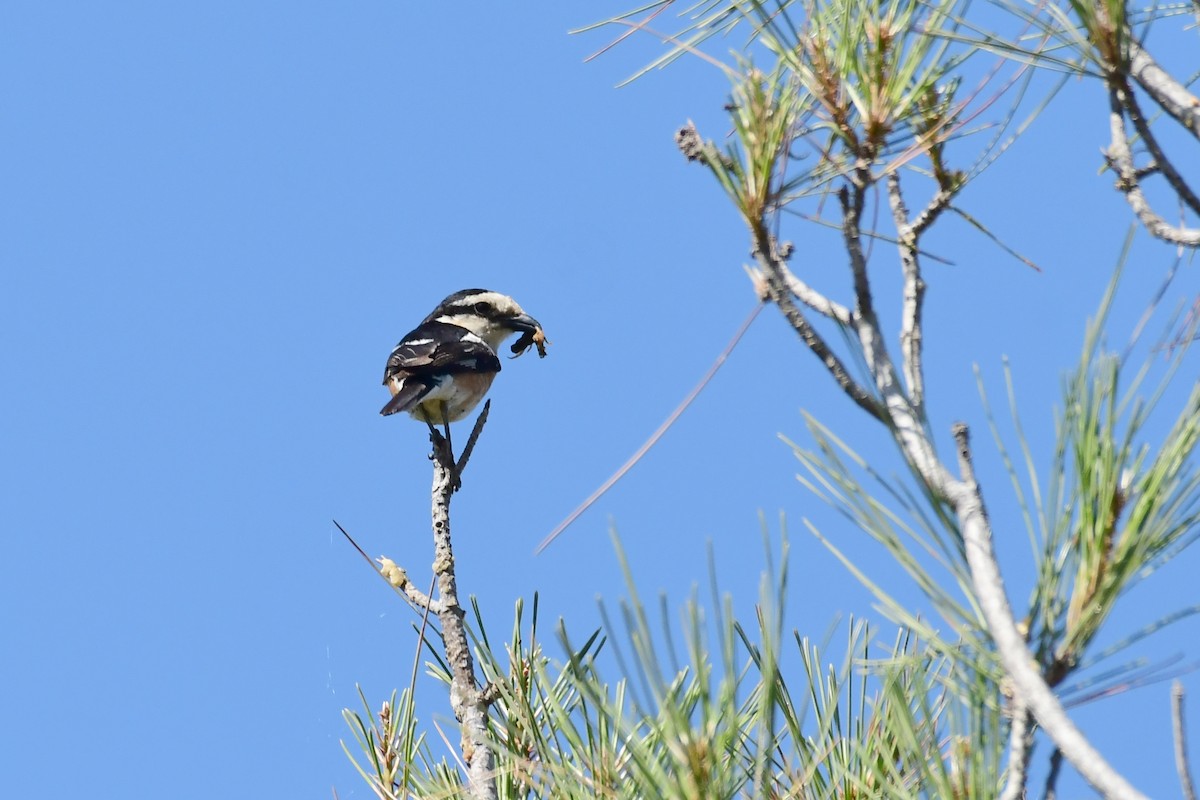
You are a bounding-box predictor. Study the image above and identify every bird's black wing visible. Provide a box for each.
[380,321,502,417]
[381,321,502,384]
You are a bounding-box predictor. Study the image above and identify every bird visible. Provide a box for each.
[380,288,544,461]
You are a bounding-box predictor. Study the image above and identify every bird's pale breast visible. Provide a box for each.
[410,371,497,424]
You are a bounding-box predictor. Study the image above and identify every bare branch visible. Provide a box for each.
[1119,80,1200,216]
[908,187,956,238]
[334,519,443,613]
[837,177,919,407]
[951,423,1148,800]
[751,224,887,422]
[1129,42,1200,142]
[1104,86,1200,247]
[840,178,878,326]
[403,581,439,612]
[430,440,497,799]
[772,262,853,324]
[831,177,949,482]
[885,172,941,416]
[766,278,885,422]
[377,557,443,613]
[1175,680,1198,800]
[1044,748,1063,800]
[1000,700,1034,800]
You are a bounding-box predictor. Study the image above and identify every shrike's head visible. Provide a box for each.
[423,289,542,351]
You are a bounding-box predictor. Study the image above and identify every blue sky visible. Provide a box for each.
[3,2,1197,797]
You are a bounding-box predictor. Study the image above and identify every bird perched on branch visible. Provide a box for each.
[381,289,547,459]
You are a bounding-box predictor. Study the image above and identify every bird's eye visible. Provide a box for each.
[473,302,492,315]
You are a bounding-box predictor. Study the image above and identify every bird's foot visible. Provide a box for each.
[428,430,462,492]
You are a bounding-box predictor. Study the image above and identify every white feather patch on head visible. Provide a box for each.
[433,292,528,350]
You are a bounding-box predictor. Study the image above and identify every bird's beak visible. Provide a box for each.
[505,313,542,334]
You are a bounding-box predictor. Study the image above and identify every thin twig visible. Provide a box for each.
[1174,681,1198,800]
[774,261,853,324]
[535,302,766,554]
[751,222,887,422]
[907,186,956,239]
[764,270,884,420]
[333,519,439,611]
[387,565,439,612]
[1043,748,1063,800]
[456,400,491,478]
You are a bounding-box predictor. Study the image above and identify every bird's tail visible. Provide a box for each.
[380,380,431,416]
